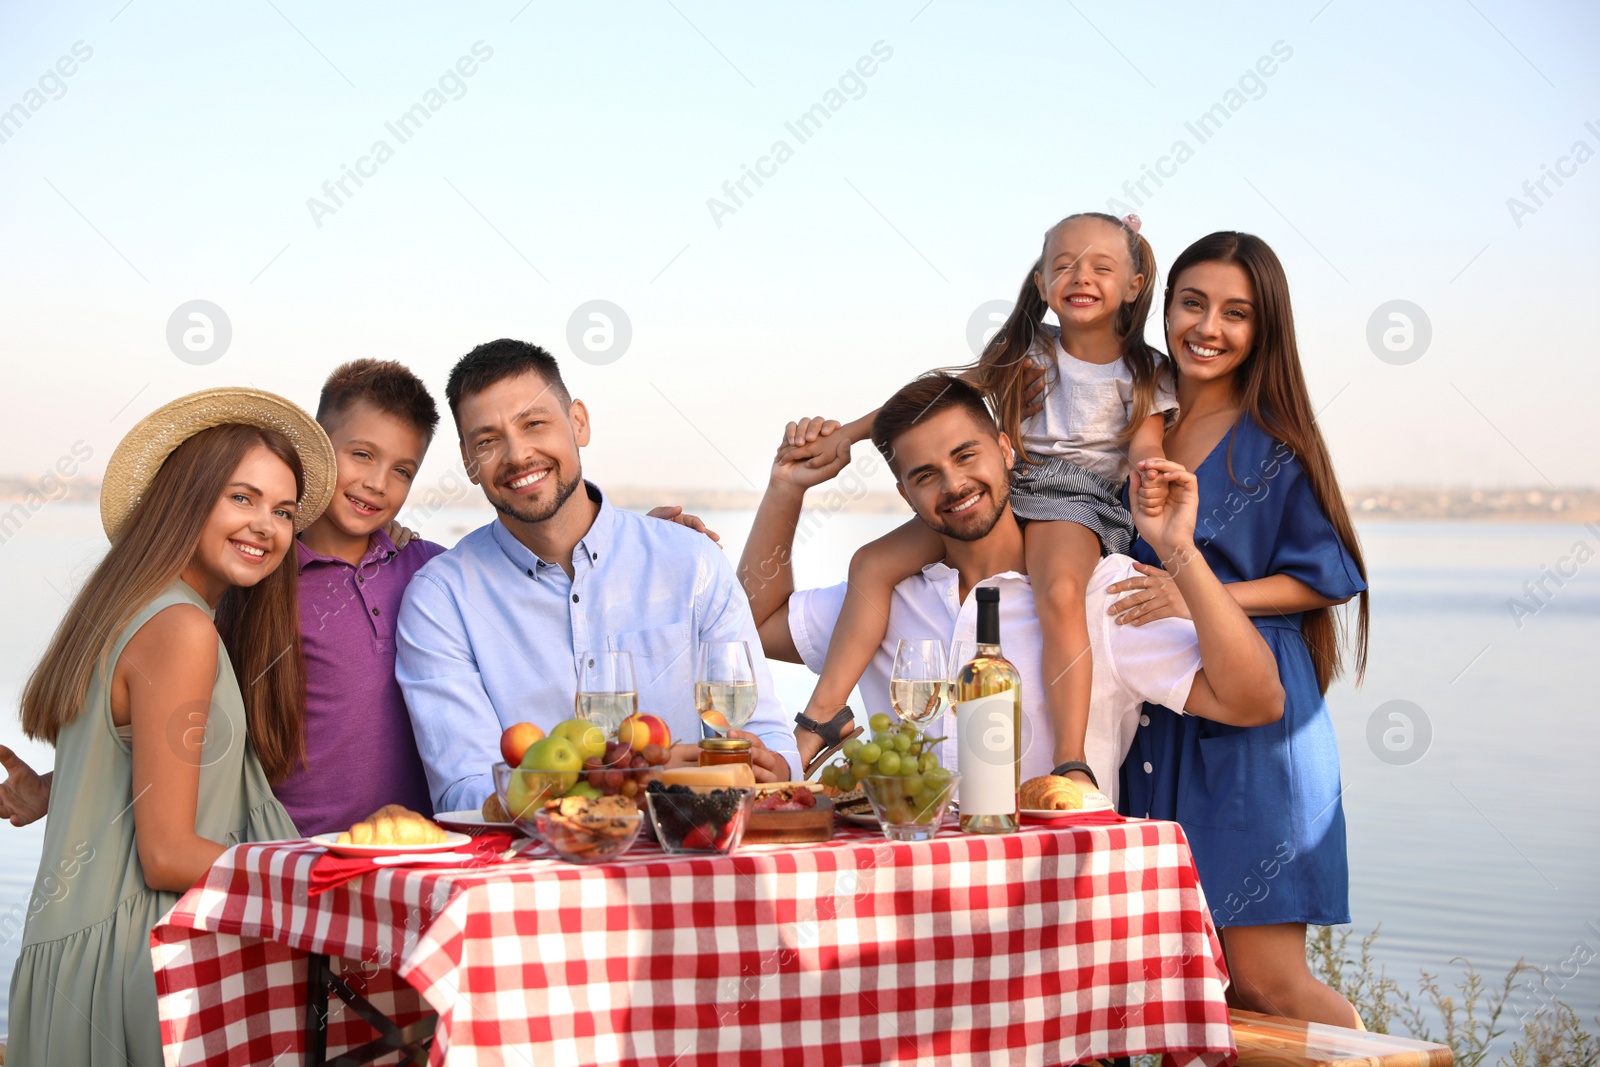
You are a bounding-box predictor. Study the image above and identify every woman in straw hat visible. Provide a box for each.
[7,388,334,1067]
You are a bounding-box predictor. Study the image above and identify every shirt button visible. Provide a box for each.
[1142,761,1153,774]
[1140,714,1150,727]
[357,575,364,583]
[572,594,580,603]
[371,608,380,616]
[526,568,533,578]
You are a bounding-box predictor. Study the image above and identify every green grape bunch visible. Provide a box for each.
[818,712,951,796]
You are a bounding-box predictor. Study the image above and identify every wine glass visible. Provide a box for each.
[696,641,757,736]
[891,638,947,726]
[575,650,637,738]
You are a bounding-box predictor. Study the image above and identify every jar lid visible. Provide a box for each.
[699,736,753,752]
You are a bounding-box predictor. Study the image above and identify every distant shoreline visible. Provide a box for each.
[4,479,1599,524]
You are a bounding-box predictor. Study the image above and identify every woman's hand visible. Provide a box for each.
[1107,562,1191,626]
[1022,361,1048,419]
[0,745,50,827]
[1130,458,1199,567]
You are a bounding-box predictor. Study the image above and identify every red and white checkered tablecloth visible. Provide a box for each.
[152,818,1235,1067]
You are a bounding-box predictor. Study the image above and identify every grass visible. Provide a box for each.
[1307,924,1600,1067]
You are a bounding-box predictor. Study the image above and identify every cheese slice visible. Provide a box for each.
[658,764,756,788]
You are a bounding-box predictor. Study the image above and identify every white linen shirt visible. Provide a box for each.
[787,553,1200,805]
[398,483,800,813]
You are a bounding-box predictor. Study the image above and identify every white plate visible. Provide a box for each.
[312,831,473,858]
[434,810,522,837]
[1022,792,1115,818]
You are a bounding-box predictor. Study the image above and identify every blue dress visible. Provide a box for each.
[1119,416,1366,928]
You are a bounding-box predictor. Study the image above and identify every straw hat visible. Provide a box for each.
[100,387,337,540]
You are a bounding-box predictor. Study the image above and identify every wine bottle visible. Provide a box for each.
[953,586,1021,833]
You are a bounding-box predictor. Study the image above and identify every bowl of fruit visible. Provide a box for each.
[488,717,674,837]
[859,773,960,841]
[818,714,954,839]
[491,764,573,836]
[643,782,756,854]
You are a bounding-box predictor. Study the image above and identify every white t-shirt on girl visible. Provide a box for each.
[1020,324,1178,481]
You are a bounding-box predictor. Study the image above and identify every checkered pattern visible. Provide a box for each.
[153,819,1235,1066]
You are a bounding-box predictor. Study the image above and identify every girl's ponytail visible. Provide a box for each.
[972,260,1050,466]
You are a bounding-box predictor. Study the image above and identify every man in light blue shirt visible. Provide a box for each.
[397,339,798,813]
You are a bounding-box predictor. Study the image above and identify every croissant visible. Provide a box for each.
[337,805,449,846]
[1019,775,1084,812]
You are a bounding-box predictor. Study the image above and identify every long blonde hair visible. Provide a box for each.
[21,424,309,780]
[972,212,1164,463]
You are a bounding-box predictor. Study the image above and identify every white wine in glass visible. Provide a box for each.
[695,641,757,734]
[575,650,638,737]
[890,638,947,726]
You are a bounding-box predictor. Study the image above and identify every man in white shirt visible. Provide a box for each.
[738,373,1283,804]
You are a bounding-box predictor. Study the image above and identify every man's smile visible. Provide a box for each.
[506,468,551,492]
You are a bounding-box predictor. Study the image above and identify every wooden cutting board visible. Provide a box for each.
[745,796,834,843]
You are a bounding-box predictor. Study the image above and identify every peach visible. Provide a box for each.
[618,712,671,750]
[500,721,546,767]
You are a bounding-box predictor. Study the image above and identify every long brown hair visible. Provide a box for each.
[972,212,1165,462]
[21,423,308,780]
[1165,231,1369,693]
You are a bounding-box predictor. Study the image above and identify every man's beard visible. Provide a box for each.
[922,478,1009,543]
[490,464,583,526]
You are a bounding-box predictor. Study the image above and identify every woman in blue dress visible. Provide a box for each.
[1110,231,1370,1027]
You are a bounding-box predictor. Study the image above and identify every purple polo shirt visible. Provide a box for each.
[274,529,445,836]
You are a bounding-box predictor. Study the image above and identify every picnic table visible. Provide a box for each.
[152,816,1236,1066]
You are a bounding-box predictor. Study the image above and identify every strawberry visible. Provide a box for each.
[682,824,717,851]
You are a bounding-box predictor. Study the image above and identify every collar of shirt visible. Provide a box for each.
[489,481,612,582]
[296,527,399,572]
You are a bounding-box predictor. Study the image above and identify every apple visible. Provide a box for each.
[618,713,671,751]
[551,717,608,763]
[519,735,582,793]
[504,774,549,820]
[500,721,545,766]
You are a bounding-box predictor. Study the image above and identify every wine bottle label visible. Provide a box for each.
[954,690,1017,816]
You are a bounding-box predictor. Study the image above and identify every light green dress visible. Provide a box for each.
[7,579,299,1067]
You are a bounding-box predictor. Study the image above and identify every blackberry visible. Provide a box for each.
[705,788,742,827]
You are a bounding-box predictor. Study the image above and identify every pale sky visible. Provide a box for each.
[1,0,1596,498]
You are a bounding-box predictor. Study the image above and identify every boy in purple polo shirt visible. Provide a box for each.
[273,360,445,836]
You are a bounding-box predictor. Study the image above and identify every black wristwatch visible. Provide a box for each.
[794,706,856,748]
[1051,760,1099,789]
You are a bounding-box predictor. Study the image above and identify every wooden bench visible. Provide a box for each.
[1231,1008,1453,1066]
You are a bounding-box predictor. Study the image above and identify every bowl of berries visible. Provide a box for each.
[643,782,756,854]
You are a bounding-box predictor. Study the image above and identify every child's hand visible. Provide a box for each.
[1135,466,1168,517]
[770,420,852,489]
[784,416,842,449]
[1130,458,1198,566]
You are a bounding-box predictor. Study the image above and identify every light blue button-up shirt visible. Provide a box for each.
[396,483,799,813]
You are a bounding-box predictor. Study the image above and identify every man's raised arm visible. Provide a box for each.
[736,418,854,664]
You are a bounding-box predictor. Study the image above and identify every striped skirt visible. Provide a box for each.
[1009,455,1133,556]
